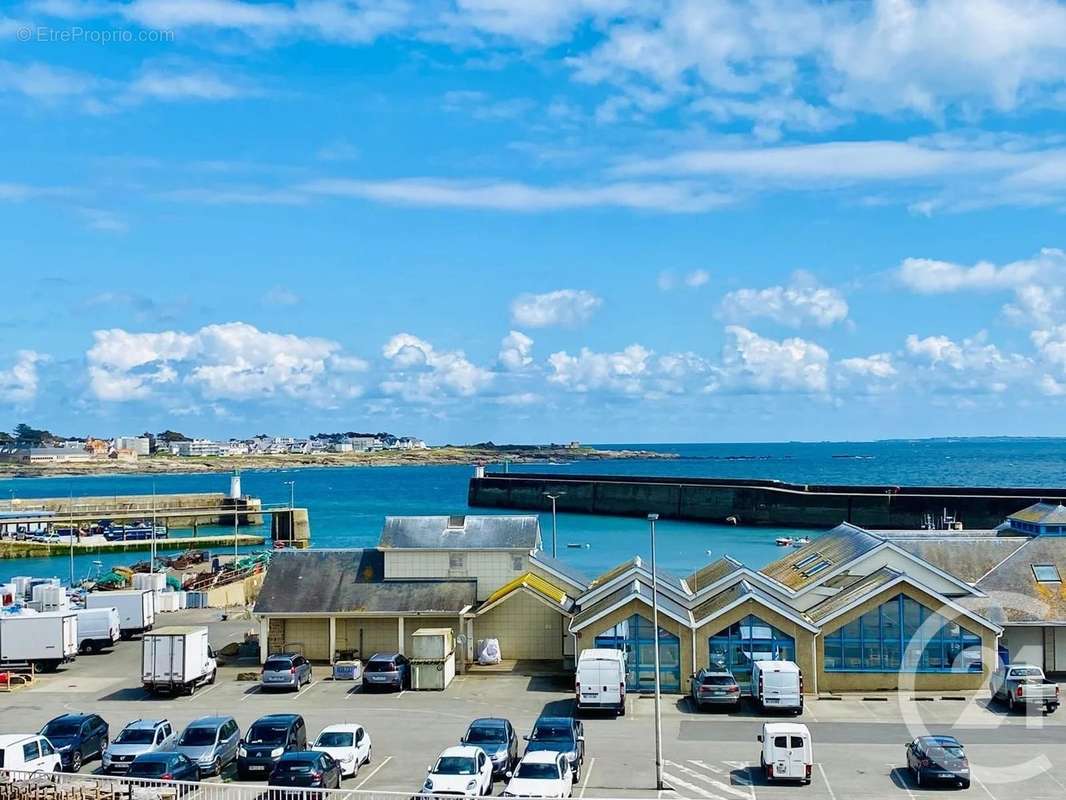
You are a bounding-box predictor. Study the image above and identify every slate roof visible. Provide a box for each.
[759,523,884,591]
[805,567,902,623]
[972,536,1066,623]
[1009,502,1066,526]
[378,515,540,550]
[885,536,1028,583]
[529,552,591,591]
[586,556,689,596]
[253,550,476,614]
[686,556,744,593]
[690,579,816,629]
[570,577,691,631]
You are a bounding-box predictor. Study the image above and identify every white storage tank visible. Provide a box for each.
[132,573,166,592]
[12,577,31,600]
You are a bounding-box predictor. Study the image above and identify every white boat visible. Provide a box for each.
[775,537,794,547]
[791,537,811,547]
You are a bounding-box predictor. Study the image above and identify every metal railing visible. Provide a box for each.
[0,768,414,800]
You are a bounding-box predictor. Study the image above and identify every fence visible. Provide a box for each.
[0,769,416,800]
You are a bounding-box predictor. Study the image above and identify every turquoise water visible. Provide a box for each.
[2,438,1063,585]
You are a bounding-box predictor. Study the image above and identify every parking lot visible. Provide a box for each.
[6,609,1066,799]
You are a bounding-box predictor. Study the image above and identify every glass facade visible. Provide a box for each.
[708,614,796,693]
[594,613,681,692]
[823,594,983,673]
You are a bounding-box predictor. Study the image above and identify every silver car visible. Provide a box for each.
[261,653,313,691]
[103,719,176,774]
[174,716,240,776]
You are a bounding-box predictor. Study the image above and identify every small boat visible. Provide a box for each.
[791,537,811,547]
[776,537,794,547]
[725,516,738,525]
[566,543,590,549]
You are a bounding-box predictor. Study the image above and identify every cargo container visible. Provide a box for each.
[86,590,155,639]
[142,626,217,695]
[0,611,78,672]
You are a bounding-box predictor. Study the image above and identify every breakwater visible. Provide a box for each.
[468,472,1066,529]
[1,492,263,528]
[0,533,266,559]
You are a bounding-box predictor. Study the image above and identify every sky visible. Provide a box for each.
[2,0,1066,444]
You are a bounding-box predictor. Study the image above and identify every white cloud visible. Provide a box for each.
[839,353,896,379]
[0,350,45,404]
[711,326,829,394]
[903,331,1031,392]
[498,330,534,370]
[381,332,492,401]
[1032,325,1066,371]
[897,250,1062,293]
[659,269,710,291]
[718,275,848,329]
[86,322,366,404]
[547,345,651,394]
[126,70,253,102]
[1004,285,1065,328]
[510,289,602,328]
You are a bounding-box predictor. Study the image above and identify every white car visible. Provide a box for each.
[503,751,574,798]
[311,724,372,778]
[422,745,494,797]
[0,734,61,774]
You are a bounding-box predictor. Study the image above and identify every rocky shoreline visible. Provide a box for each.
[0,445,677,478]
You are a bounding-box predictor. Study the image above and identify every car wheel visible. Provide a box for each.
[99,736,108,757]
[213,757,222,776]
[961,780,971,789]
[1008,695,1016,713]
[70,751,83,773]
[365,745,372,764]
[209,670,217,685]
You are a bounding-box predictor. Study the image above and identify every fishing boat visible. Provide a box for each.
[775,537,794,547]
[791,537,811,547]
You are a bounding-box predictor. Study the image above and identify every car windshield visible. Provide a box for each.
[115,729,156,745]
[1010,668,1042,678]
[264,659,293,672]
[42,721,79,737]
[316,732,354,748]
[247,725,288,745]
[129,761,169,777]
[434,756,477,775]
[365,661,395,673]
[179,727,217,746]
[532,725,572,742]
[516,763,560,780]
[465,727,505,744]
[701,675,735,686]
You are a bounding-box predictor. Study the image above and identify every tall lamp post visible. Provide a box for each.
[284,480,295,509]
[543,492,565,558]
[648,513,665,792]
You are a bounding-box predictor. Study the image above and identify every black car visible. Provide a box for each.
[128,752,200,783]
[906,735,970,789]
[238,714,307,780]
[40,713,109,772]
[362,652,410,692]
[523,716,585,780]
[461,718,519,776]
[268,751,342,793]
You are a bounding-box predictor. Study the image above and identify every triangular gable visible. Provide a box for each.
[570,579,693,633]
[478,572,572,616]
[691,580,819,633]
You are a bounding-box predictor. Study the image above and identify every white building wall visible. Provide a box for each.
[384,550,529,600]
[1003,625,1045,665]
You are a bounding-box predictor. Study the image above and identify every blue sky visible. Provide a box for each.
[3,0,1066,444]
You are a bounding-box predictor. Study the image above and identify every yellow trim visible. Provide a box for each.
[485,572,568,606]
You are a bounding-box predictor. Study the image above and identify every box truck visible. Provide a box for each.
[75,607,121,654]
[86,590,155,639]
[0,611,78,672]
[142,626,217,695]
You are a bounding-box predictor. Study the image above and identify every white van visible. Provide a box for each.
[575,649,627,715]
[757,722,812,784]
[752,660,803,713]
[0,734,61,774]
[75,607,121,654]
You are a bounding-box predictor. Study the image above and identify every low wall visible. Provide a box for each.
[469,472,1066,529]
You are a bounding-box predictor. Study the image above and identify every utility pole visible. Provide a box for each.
[284,480,295,509]
[649,513,664,792]
[543,492,565,558]
[68,492,74,587]
[150,482,157,574]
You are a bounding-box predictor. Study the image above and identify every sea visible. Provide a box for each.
[1,438,1064,586]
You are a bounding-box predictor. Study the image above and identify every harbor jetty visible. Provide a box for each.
[467,470,1066,529]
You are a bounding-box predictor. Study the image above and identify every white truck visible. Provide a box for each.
[74,607,121,654]
[142,626,217,695]
[86,589,155,639]
[575,648,627,715]
[990,663,1060,714]
[0,611,78,672]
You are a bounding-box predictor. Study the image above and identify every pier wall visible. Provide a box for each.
[468,473,1066,529]
[5,492,263,527]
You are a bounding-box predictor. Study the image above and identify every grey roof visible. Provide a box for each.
[759,523,884,591]
[886,536,1029,583]
[586,556,690,596]
[691,578,814,629]
[806,567,902,623]
[1009,502,1066,525]
[379,515,540,550]
[972,536,1066,623]
[571,577,690,631]
[529,552,591,590]
[253,550,476,614]
[686,556,744,593]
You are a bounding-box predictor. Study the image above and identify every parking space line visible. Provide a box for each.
[354,755,392,789]
[662,771,726,799]
[816,763,836,800]
[187,682,220,702]
[887,763,916,800]
[293,679,318,699]
[689,760,723,774]
[240,685,261,701]
[972,772,997,800]
[578,757,595,799]
[665,761,748,799]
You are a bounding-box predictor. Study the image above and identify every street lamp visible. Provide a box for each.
[284,480,295,509]
[543,492,565,558]
[648,513,664,792]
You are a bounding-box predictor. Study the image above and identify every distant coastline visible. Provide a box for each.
[0,444,678,478]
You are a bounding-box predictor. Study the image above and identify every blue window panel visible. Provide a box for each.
[594,613,681,692]
[708,614,796,694]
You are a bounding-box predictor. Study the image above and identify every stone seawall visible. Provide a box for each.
[468,473,1066,529]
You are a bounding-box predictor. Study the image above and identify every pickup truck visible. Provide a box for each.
[989,664,1060,714]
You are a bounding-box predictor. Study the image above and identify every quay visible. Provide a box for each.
[467,470,1066,529]
[1,491,263,529]
[0,532,265,559]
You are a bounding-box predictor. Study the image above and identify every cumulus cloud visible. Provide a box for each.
[510,289,602,328]
[903,332,1031,393]
[498,330,534,370]
[658,269,710,291]
[86,322,366,405]
[547,345,651,394]
[711,326,829,394]
[381,333,492,402]
[897,251,1059,293]
[0,350,45,404]
[839,353,897,379]
[718,274,849,329]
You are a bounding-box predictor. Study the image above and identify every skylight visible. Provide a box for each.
[1033,565,1061,583]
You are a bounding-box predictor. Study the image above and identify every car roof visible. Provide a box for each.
[251,714,301,724]
[186,716,232,727]
[468,718,508,728]
[266,653,300,660]
[521,751,561,764]
[534,716,574,726]
[919,736,962,746]
[318,724,363,733]
[763,722,810,735]
[133,752,179,762]
[124,719,167,730]
[367,652,401,660]
[279,751,321,762]
[439,745,482,759]
[0,734,40,747]
[46,713,93,723]
[697,668,735,676]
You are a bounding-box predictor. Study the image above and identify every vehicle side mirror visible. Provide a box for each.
[757,735,763,742]
[505,771,513,779]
